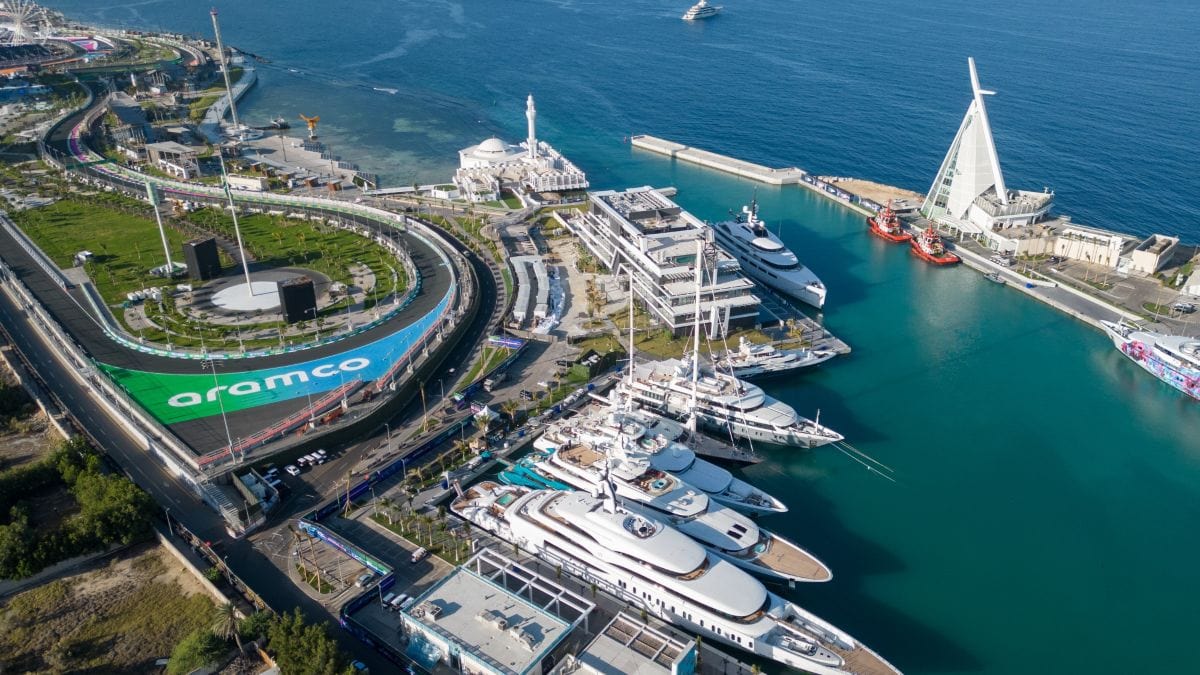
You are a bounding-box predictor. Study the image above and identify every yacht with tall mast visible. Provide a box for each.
[614,241,842,448]
[452,482,902,675]
[709,194,827,308]
[615,355,842,447]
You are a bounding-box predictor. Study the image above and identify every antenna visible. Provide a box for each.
[626,266,635,392]
[209,8,242,133]
[145,182,174,275]
[687,239,703,433]
[217,152,254,296]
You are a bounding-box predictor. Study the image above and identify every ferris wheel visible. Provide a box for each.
[0,1,48,46]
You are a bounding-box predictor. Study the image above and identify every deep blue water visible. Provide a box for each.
[39,2,1200,674]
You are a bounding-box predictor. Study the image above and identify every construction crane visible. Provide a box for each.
[298,114,319,140]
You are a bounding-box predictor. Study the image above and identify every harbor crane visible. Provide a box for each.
[299,114,319,140]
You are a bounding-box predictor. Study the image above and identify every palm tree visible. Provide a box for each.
[380,497,395,525]
[213,602,243,654]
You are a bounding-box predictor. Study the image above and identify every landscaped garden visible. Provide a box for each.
[11,197,408,351]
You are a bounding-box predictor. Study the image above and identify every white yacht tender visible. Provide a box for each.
[453,482,901,675]
[710,196,827,308]
[682,0,722,21]
[615,355,843,448]
[721,335,837,379]
[534,403,786,515]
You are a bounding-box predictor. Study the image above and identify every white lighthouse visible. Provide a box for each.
[525,94,538,159]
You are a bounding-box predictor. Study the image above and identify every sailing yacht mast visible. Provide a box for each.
[688,239,703,432]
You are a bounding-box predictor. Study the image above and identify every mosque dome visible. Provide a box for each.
[475,137,509,156]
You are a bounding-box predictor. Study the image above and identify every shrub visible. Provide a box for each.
[167,629,225,675]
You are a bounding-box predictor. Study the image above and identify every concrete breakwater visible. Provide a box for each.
[631,134,882,216]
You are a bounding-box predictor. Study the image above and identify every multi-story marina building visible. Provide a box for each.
[561,186,761,337]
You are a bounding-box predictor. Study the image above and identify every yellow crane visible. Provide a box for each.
[299,114,320,140]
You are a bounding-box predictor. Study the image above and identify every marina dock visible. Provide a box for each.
[631,134,882,216]
[631,135,807,185]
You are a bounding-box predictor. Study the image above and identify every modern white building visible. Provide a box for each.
[454,95,589,203]
[399,549,594,675]
[561,187,761,337]
[922,58,1055,242]
[549,612,698,675]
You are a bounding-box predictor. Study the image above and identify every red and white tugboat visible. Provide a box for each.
[909,226,961,265]
[867,200,912,242]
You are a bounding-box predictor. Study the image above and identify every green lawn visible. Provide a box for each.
[12,199,193,304]
[13,200,406,350]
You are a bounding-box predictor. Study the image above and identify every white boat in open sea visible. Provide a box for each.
[682,0,722,21]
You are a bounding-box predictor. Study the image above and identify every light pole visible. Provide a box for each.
[202,359,236,462]
[306,307,320,342]
[384,422,391,448]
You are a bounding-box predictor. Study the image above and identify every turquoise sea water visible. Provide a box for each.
[42,1,1200,673]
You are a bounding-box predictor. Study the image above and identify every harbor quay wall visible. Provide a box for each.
[631,134,878,216]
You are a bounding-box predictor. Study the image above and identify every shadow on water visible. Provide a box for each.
[737,474,983,674]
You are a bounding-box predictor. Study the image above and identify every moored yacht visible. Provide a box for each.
[682,0,722,21]
[533,403,786,515]
[452,482,901,675]
[614,356,843,448]
[720,335,837,379]
[1101,320,1200,401]
[509,429,826,583]
[710,196,827,308]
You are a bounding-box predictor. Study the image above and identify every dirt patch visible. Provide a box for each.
[824,177,925,207]
[0,543,216,673]
[0,423,57,471]
[21,483,79,531]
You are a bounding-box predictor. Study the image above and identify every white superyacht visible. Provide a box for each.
[534,403,786,514]
[710,196,828,308]
[614,355,843,448]
[720,335,837,379]
[682,0,722,21]
[452,482,901,675]
[514,431,828,583]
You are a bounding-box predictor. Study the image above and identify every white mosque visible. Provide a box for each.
[454,94,589,203]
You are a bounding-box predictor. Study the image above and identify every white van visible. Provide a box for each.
[411,547,428,564]
[390,593,409,610]
[382,592,397,605]
[399,596,416,611]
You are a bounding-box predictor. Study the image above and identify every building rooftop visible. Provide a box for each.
[563,612,694,675]
[146,140,199,155]
[403,549,593,675]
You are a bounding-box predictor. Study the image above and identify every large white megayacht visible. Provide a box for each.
[452,482,901,675]
[533,401,787,515]
[710,196,828,308]
[507,414,828,583]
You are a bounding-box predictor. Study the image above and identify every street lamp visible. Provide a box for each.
[384,422,391,447]
[306,307,320,342]
[202,359,236,463]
